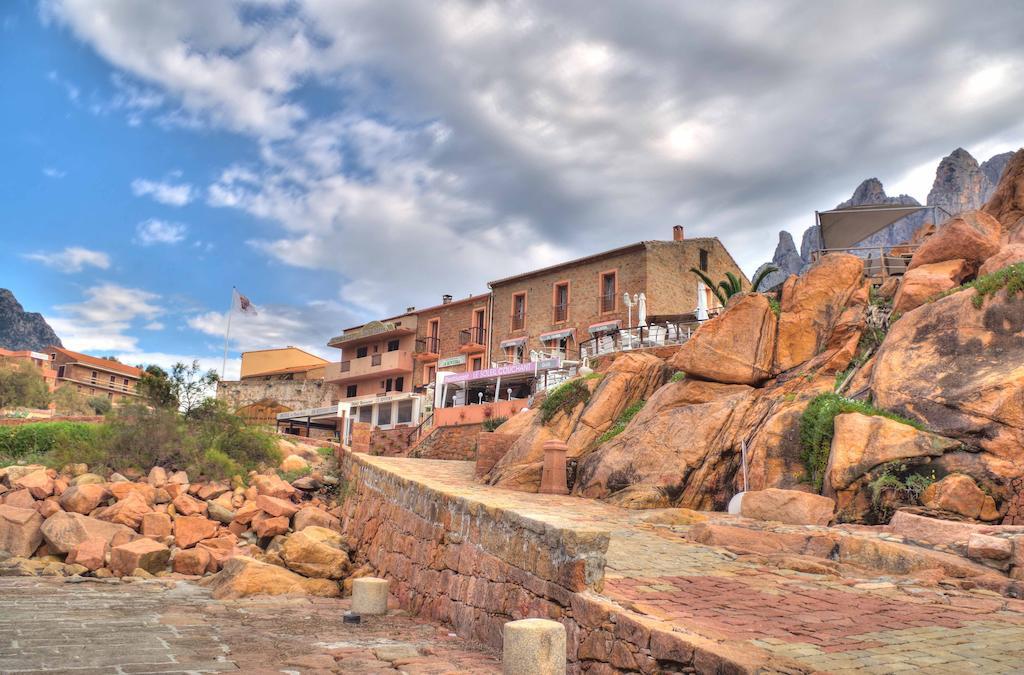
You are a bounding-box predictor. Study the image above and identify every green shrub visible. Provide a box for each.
[597,399,645,444]
[197,448,241,480]
[938,262,1024,308]
[482,416,509,432]
[767,297,781,316]
[539,378,591,423]
[670,371,686,383]
[87,396,113,415]
[868,462,936,522]
[0,422,100,461]
[210,427,280,474]
[799,393,923,492]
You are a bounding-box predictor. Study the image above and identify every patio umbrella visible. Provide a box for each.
[637,292,647,327]
[696,280,709,321]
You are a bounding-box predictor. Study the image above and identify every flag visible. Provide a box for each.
[233,288,257,316]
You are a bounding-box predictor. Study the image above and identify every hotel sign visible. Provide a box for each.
[438,354,467,368]
[277,404,341,421]
[444,358,561,384]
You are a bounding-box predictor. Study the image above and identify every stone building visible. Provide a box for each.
[47,347,143,403]
[411,293,490,390]
[216,348,334,422]
[488,227,746,362]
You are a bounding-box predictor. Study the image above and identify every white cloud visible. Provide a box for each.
[187,302,345,362]
[113,351,239,381]
[144,321,165,330]
[46,283,163,352]
[130,178,194,206]
[134,218,187,245]
[42,167,66,178]
[24,246,110,273]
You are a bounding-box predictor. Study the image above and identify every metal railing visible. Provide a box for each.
[553,303,568,322]
[578,321,700,360]
[406,412,434,446]
[459,327,486,346]
[371,354,382,366]
[600,293,615,313]
[416,336,440,354]
[512,313,525,331]
[810,245,920,280]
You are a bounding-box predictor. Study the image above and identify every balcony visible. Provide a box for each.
[459,327,486,353]
[324,350,415,384]
[414,336,440,361]
[553,302,568,323]
[327,315,418,349]
[600,293,616,313]
[511,313,525,331]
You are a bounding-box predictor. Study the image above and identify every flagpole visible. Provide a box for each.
[221,287,234,379]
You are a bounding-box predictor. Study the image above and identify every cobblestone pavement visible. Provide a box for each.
[0,577,500,674]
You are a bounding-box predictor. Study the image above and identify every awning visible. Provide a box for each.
[499,336,527,349]
[816,205,938,250]
[540,328,575,342]
[588,320,620,334]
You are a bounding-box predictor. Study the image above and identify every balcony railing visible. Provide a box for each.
[416,336,440,354]
[579,321,704,360]
[511,313,525,331]
[459,327,486,346]
[600,293,615,313]
[327,350,414,383]
[553,303,568,322]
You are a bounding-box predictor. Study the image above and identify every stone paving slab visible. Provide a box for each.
[0,577,499,674]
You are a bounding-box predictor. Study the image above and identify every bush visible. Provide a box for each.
[210,427,280,474]
[799,393,923,492]
[597,399,646,444]
[87,396,113,415]
[670,371,686,383]
[940,261,1024,308]
[0,422,100,462]
[482,416,509,432]
[539,378,591,424]
[0,362,51,410]
[197,448,242,480]
[868,462,936,522]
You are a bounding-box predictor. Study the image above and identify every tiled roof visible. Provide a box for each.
[49,347,143,378]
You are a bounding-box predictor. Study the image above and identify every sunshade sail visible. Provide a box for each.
[816,205,929,250]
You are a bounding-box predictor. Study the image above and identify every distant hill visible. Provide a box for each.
[0,288,62,351]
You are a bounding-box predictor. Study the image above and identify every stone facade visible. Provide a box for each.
[412,295,490,389]
[410,423,481,461]
[216,378,336,415]
[48,348,142,404]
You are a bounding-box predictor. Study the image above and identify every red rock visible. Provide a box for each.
[110,538,170,576]
[147,466,168,487]
[172,547,212,575]
[173,515,220,549]
[908,211,1002,271]
[94,491,152,530]
[252,475,296,499]
[172,493,208,517]
[196,482,230,500]
[232,501,261,525]
[2,489,35,509]
[967,533,1012,561]
[256,495,299,518]
[59,484,110,515]
[0,504,44,557]
[36,498,62,519]
[12,469,55,500]
[983,148,1024,228]
[740,488,835,526]
[293,507,340,532]
[164,483,186,499]
[141,512,173,539]
[41,512,136,553]
[921,474,990,520]
[108,482,156,504]
[252,514,289,539]
[196,536,239,572]
[228,521,247,537]
[66,538,108,571]
[892,259,972,314]
[205,557,341,599]
[52,477,69,496]
[978,244,1024,277]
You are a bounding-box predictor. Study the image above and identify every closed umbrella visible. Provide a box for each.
[637,292,647,327]
[696,280,709,321]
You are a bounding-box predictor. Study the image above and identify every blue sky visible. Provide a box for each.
[3,1,1024,378]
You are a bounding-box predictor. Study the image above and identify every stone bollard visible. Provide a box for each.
[351,577,389,615]
[503,618,566,675]
[539,440,570,495]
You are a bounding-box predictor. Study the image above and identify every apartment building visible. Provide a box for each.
[239,346,328,379]
[488,226,746,362]
[48,347,143,403]
[0,348,58,392]
[411,293,490,390]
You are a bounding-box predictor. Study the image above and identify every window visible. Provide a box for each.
[377,403,392,426]
[426,365,436,384]
[57,365,65,378]
[600,272,617,312]
[346,384,358,398]
[553,282,569,322]
[358,406,372,423]
[356,345,369,358]
[90,370,98,383]
[397,400,414,425]
[471,357,483,371]
[387,339,399,352]
[512,293,526,330]
[429,319,440,338]
[699,248,709,272]
[384,378,393,392]
[473,308,485,330]
[109,374,116,385]
[395,376,404,392]
[107,392,113,400]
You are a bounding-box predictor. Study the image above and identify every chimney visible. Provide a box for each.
[406,306,415,313]
[442,294,453,305]
[672,225,685,241]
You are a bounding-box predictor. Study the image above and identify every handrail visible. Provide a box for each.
[406,412,434,446]
[416,336,440,353]
[459,327,486,345]
[578,321,699,360]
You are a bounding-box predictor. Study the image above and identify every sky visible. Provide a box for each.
[3,0,1024,379]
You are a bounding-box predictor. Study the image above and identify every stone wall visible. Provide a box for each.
[335,451,749,673]
[410,423,481,461]
[216,378,336,413]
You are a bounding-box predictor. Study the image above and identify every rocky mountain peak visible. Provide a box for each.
[840,178,920,209]
[0,288,62,352]
[928,147,990,216]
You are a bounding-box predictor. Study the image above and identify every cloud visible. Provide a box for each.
[24,246,110,273]
[112,351,239,381]
[46,283,163,352]
[42,167,66,178]
[44,0,1024,315]
[131,178,193,206]
[134,218,187,245]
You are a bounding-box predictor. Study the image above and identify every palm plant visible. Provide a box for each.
[690,265,779,305]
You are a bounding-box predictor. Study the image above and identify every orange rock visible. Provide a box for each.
[775,253,864,372]
[36,498,62,519]
[892,259,972,314]
[67,537,108,571]
[256,495,299,518]
[0,504,44,557]
[94,491,152,530]
[739,488,835,526]
[172,547,212,575]
[110,537,170,576]
[147,466,168,487]
[978,244,1024,277]
[141,512,173,539]
[293,506,340,532]
[232,501,261,525]
[921,474,989,520]
[907,211,1002,271]
[172,493,208,517]
[196,535,239,572]
[52,477,69,496]
[2,489,35,509]
[982,148,1024,229]
[197,482,230,501]
[252,513,289,539]
[108,482,156,505]
[40,512,135,553]
[13,470,55,500]
[204,556,340,599]
[164,483,186,499]
[252,475,296,499]
[174,515,220,549]
[59,484,110,515]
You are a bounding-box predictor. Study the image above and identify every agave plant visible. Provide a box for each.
[690,265,779,305]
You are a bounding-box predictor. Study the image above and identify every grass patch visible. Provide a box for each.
[868,461,936,522]
[799,393,923,492]
[0,422,101,463]
[597,399,646,444]
[767,297,781,316]
[539,378,591,424]
[481,416,508,432]
[937,262,1024,308]
[670,371,686,383]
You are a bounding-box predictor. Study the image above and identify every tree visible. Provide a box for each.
[137,365,178,409]
[0,362,51,410]
[169,361,220,418]
[690,265,779,306]
[52,385,94,416]
[87,395,113,415]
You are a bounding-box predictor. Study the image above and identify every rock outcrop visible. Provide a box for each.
[752,231,803,291]
[906,211,1002,271]
[983,148,1024,229]
[739,488,835,526]
[0,288,62,351]
[891,259,972,314]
